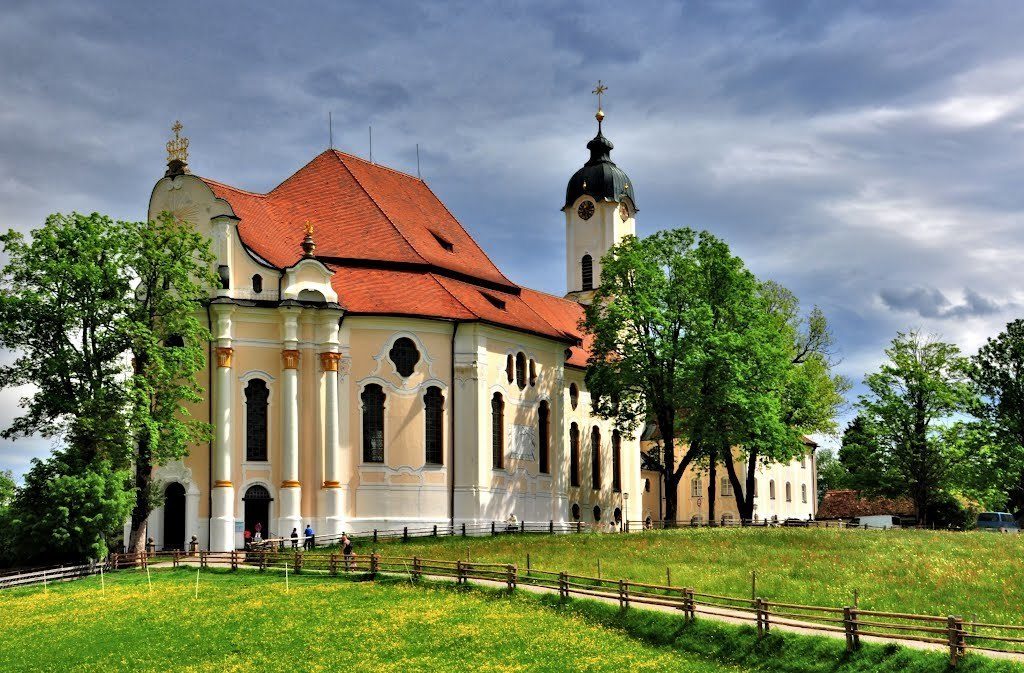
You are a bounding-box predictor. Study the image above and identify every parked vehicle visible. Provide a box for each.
[848,515,902,529]
[976,512,1020,533]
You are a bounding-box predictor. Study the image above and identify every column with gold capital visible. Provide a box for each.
[209,302,236,552]
[278,305,303,539]
[318,308,345,537]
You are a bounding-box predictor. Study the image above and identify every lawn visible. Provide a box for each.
[358,527,1024,625]
[0,568,736,673]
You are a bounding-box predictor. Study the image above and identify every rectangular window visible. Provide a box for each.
[361,385,385,463]
[720,476,732,497]
[611,431,621,492]
[591,427,601,490]
[424,387,444,465]
[569,424,580,487]
[538,401,550,474]
[691,478,702,498]
[492,393,504,469]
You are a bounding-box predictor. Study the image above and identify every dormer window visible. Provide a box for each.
[481,292,506,310]
[431,231,454,252]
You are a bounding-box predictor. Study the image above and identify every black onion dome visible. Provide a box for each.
[563,128,636,211]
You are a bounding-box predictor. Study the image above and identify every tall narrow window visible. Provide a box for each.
[801,484,808,504]
[424,386,444,465]
[720,476,732,497]
[506,354,514,383]
[591,426,601,490]
[538,401,550,474]
[529,359,537,387]
[569,423,580,487]
[491,392,504,469]
[515,352,527,390]
[245,379,269,462]
[581,254,593,290]
[611,430,621,492]
[785,482,792,502]
[569,383,579,410]
[769,480,776,500]
[691,477,702,498]
[362,384,385,463]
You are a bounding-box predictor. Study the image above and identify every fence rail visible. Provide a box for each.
[105,549,1022,667]
[0,563,99,590]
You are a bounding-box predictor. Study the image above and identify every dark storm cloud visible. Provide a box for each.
[2,0,1024,475]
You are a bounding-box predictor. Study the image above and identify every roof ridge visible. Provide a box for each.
[198,176,268,197]
[330,148,423,182]
[427,272,476,318]
[521,285,584,307]
[333,151,429,266]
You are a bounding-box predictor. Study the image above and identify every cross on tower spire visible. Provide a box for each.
[592,80,608,128]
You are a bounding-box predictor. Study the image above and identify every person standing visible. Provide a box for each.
[303,523,315,550]
[290,527,299,549]
[341,533,353,570]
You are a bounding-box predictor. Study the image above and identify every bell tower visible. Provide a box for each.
[563,82,636,304]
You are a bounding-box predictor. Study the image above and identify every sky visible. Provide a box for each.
[2,1,1024,479]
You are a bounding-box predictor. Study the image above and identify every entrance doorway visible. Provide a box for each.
[163,483,186,550]
[243,484,273,542]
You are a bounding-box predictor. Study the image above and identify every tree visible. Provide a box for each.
[6,451,133,563]
[0,213,133,463]
[815,449,849,502]
[836,415,900,496]
[857,331,975,524]
[124,213,216,553]
[584,229,791,524]
[968,319,1024,520]
[0,470,14,510]
[721,282,849,521]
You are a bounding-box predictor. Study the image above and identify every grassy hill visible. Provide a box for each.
[359,527,1024,624]
[0,569,734,673]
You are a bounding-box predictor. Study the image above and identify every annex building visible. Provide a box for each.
[138,109,815,553]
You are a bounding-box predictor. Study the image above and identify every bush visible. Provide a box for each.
[927,490,979,530]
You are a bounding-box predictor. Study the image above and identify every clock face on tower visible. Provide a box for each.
[577,200,595,221]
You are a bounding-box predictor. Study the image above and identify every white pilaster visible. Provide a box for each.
[209,302,236,552]
[278,305,303,538]
[318,308,345,537]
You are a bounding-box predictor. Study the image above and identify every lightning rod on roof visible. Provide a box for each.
[369,125,373,164]
[329,112,333,149]
[416,143,421,179]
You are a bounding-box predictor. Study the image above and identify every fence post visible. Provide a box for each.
[559,571,568,599]
[756,598,765,637]
[526,553,531,575]
[549,519,554,534]
[230,550,238,571]
[373,529,378,544]
[329,553,338,576]
[843,607,860,650]
[370,553,380,577]
[507,564,517,590]
[403,526,409,542]
[456,560,466,585]
[948,615,965,667]
[260,550,267,571]
[491,521,496,536]
[619,579,629,609]
[433,524,438,537]
[173,550,180,569]
[412,556,421,581]
[462,522,466,537]
[295,551,303,573]
[684,588,695,620]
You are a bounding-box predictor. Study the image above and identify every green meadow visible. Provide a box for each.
[358,526,1024,625]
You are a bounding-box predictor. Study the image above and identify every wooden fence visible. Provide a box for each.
[107,550,1021,667]
[0,563,99,590]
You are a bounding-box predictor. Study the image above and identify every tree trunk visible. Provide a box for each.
[127,427,153,554]
[707,444,717,525]
[724,445,756,522]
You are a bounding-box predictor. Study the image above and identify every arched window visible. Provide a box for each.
[424,386,444,465]
[613,507,622,523]
[389,337,420,377]
[593,505,602,522]
[644,478,651,493]
[529,359,537,387]
[611,430,622,492]
[362,384,385,463]
[569,383,579,410]
[571,503,581,521]
[591,426,601,490]
[515,352,527,390]
[252,274,263,294]
[245,379,269,462]
[569,423,580,487]
[801,484,808,503]
[506,354,514,383]
[581,254,594,291]
[538,400,550,474]
[769,480,776,500]
[785,482,792,502]
[491,392,504,469]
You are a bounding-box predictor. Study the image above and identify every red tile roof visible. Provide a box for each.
[199,150,590,353]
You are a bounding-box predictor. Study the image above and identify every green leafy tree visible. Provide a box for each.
[969,319,1024,520]
[6,450,132,563]
[584,229,792,523]
[124,213,216,553]
[722,282,849,521]
[0,213,132,462]
[857,331,976,524]
[836,415,901,496]
[815,449,849,502]
[0,469,14,509]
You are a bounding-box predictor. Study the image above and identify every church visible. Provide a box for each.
[139,101,816,553]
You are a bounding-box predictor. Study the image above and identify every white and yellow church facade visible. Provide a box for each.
[136,112,817,552]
